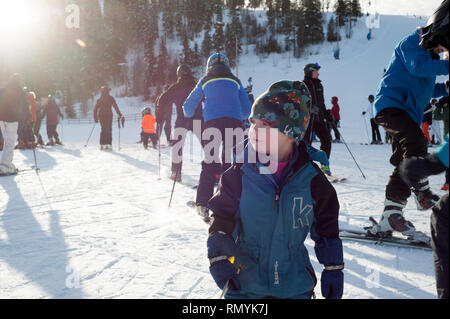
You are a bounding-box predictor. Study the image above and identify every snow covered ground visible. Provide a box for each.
[0,14,448,299]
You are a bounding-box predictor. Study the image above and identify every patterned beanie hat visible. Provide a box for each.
[249,80,312,144]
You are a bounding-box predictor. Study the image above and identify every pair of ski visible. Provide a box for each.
[340,217,431,251]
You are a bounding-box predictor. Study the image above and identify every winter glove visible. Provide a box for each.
[207,231,241,291]
[399,154,446,188]
[362,111,366,116]
[314,237,344,299]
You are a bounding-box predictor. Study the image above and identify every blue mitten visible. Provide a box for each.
[207,232,241,291]
[314,237,344,299]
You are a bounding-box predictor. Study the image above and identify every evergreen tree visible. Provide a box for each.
[202,30,213,61]
[213,22,225,52]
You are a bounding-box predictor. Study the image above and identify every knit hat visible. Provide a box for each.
[249,80,312,144]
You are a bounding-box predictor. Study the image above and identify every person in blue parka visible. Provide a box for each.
[183,52,252,221]
[206,80,343,299]
[369,0,449,242]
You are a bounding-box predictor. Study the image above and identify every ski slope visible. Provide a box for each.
[0,14,447,299]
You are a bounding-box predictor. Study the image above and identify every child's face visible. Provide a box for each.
[249,118,294,159]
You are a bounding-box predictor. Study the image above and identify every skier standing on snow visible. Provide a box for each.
[141,107,157,150]
[32,97,45,146]
[93,86,123,150]
[362,95,383,144]
[206,80,343,299]
[302,63,333,175]
[329,96,341,143]
[183,52,252,221]
[0,73,29,175]
[42,95,64,146]
[156,64,203,182]
[399,134,449,299]
[15,88,34,149]
[433,94,449,190]
[368,0,449,241]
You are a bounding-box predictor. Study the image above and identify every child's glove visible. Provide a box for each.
[314,237,344,299]
[207,231,241,291]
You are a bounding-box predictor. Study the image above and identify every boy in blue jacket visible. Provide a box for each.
[206,80,343,299]
[183,53,252,220]
[369,0,449,242]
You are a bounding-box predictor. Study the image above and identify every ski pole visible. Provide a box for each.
[220,262,242,299]
[84,122,97,147]
[332,123,366,179]
[168,168,180,207]
[118,117,121,151]
[158,124,162,180]
[362,114,370,144]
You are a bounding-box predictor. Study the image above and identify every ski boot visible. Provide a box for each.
[46,138,55,146]
[169,171,182,182]
[412,181,440,210]
[55,138,63,146]
[367,199,430,244]
[15,141,25,149]
[196,204,211,224]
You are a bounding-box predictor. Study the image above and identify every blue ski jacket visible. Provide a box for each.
[208,142,340,298]
[374,30,449,125]
[183,65,252,123]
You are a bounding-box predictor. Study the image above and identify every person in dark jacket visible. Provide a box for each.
[183,53,252,217]
[302,63,333,175]
[433,95,449,190]
[42,95,64,146]
[93,86,122,150]
[157,64,203,181]
[363,94,383,144]
[206,80,343,299]
[399,134,449,299]
[368,0,449,241]
[0,73,29,175]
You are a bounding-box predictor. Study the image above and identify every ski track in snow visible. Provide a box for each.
[0,14,446,299]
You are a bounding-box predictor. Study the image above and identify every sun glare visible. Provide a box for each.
[0,1,42,39]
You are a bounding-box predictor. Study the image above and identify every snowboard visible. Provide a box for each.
[339,227,432,250]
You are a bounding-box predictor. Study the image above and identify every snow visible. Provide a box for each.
[0,14,447,299]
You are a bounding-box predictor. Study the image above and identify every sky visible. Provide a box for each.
[357,0,443,17]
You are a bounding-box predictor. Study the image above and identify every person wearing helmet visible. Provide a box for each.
[368,0,449,243]
[205,80,342,299]
[155,64,203,181]
[362,94,383,144]
[42,94,64,146]
[183,53,252,220]
[141,107,157,150]
[302,62,333,175]
[0,73,29,175]
[93,86,122,150]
